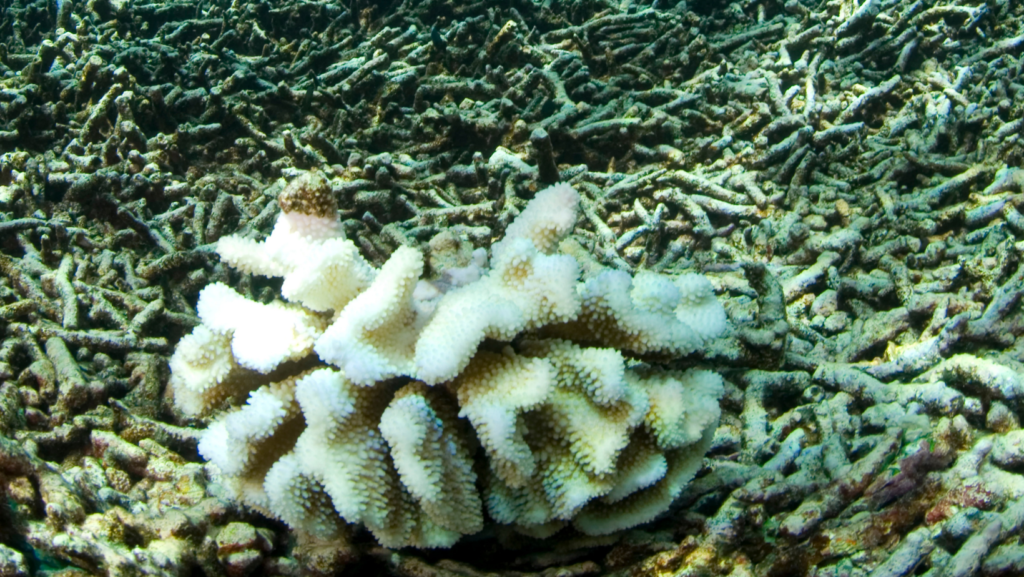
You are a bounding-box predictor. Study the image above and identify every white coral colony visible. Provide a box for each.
[170,172,728,548]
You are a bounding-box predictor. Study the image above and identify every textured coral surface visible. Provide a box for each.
[173,178,727,548]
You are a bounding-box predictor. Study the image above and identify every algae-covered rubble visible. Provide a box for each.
[0,0,1023,574]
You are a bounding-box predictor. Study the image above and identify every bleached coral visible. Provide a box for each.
[171,173,729,548]
[380,383,483,536]
[216,171,375,312]
[198,375,307,509]
[169,286,324,417]
[495,181,580,255]
[542,269,706,357]
[314,246,425,385]
[194,283,326,375]
[573,368,723,536]
[168,326,246,416]
[413,237,581,384]
[674,273,729,341]
[476,341,723,534]
[451,348,553,488]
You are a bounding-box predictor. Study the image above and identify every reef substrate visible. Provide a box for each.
[1,0,1024,575]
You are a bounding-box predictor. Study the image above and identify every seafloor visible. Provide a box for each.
[1,0,1023,575]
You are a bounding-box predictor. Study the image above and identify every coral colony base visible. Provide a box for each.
[169,172,728,548]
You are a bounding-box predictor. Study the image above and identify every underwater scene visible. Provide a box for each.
[0,0,1023,575]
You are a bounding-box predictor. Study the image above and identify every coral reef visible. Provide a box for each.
[173,178,727,548]
[0,0,1023,573]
